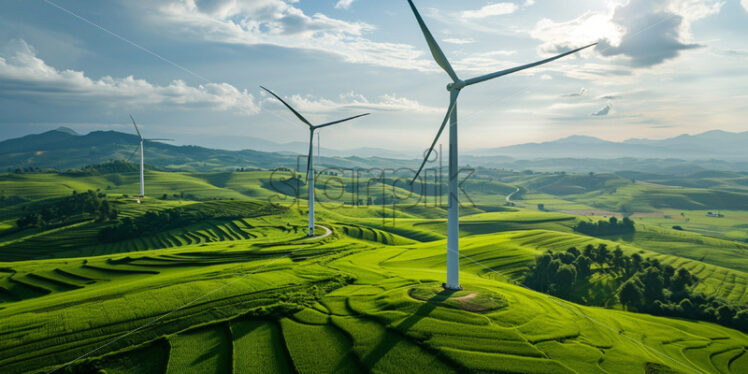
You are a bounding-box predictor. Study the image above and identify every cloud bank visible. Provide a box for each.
[154,0,434,72]
[0,39,259,114]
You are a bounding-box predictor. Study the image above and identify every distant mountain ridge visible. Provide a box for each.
[1,128,746,173]
[0,128,417,172]
[470,130,748,160]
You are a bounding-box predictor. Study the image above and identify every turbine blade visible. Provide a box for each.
[463,42,597,87]
[411,92,459,184]
[260,86,312,127]
[406,0,460,82]
[129,114,142,139]
[314,113,370,129]
[125,145,139,163]
[306,130,314,181]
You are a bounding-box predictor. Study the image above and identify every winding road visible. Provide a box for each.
[304,225,332,240]
[506,188,520,203]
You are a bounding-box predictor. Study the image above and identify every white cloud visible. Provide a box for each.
[531,0,725,68]
[532,11,622,55]
[263,91,441,115]
[0,40,259,114]
[743,0,748,12]
[443,38,475,45]
[335,0,355,10]
[152,0,434,72]
[452,50,518,74]
[462,3,518,19]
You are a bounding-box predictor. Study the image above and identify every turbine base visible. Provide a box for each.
[442,282,462,291]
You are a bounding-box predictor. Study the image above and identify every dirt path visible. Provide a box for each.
[304,225,332,240]
[453,292,478,301]
[506,188,520,203]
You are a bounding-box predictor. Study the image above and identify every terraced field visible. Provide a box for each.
[0,171,746,373]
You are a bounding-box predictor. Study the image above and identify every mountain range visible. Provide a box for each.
[1,128,746,173]
[471,130,748,160]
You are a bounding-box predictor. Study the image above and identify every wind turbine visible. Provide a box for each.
[406,0,597,290]
[260,86,370,237]
[129,115,173,203]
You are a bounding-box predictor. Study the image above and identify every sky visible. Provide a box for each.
[0,0,746,152]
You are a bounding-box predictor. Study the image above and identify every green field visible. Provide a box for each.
[0,170,746,373]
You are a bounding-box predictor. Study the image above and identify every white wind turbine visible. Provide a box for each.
[260,86,370,237]
[129,115,173,203]
[406,0,597,290]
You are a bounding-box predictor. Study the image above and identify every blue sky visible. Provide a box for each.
[0,0,746,152]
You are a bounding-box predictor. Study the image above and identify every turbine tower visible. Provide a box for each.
[406,0,596,290]
[260,86,370,237]
[129,115,173,203]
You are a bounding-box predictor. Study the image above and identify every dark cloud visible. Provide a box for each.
[596,0,701,67]
[591,103,612,116]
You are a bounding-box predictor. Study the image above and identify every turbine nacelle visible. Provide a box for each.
[446,81,465,92]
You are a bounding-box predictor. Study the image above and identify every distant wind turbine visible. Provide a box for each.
[406,0,597,290]
[260,86,370,237]
[129,115,173,203]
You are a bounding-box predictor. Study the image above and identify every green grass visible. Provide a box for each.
[0,170,746,373]
[280,318,360,373]
[231,320,293,374]
[166,325,232,374]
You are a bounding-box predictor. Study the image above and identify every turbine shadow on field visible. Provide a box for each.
[361,288,456,368]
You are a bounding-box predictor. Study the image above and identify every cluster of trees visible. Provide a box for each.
[8,167,43,174]
[234,167,262,172]
[619,266,746,331]
[524,243,627,300]
[99,208,192,242]
[524,244,746,331]
[16,190,118,229]
[574,216,635,236]
[62,160,138,176]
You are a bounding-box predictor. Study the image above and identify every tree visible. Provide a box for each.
[662,265,675,288]
[622,217,634,230]
[619,280,643,311]
[566,246,580,258]
[641,267,664,304]
[583,244,595,259]
[537,203,545,211]
[678,298,695,318]
[596,243,610,267]
[671,268,695,293]
[630,253,643,273]
[612,246,624,273]
[553,264,577,298]
[574,256,592,280]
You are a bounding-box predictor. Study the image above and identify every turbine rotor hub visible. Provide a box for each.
[447,80,465,91]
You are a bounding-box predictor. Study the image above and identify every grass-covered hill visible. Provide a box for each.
[0,128,420,172]
[0,169,746,373]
